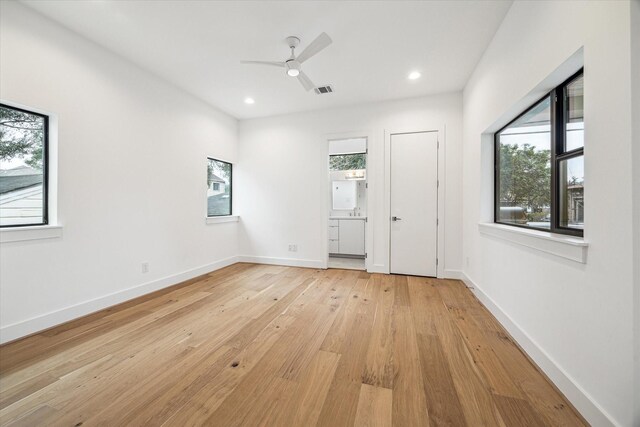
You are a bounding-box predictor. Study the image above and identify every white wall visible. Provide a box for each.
[237,93,462,275]
[0,2,239,342]
[462,1,635,425]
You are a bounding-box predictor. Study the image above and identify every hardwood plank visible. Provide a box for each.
[6,405,57,427]
[317,273,377,427]
[416,333,467,427]
[0,372,58,410]
[391,305,429,427]
[362,274,395,389]
[320,272,372,353]
[493,395,547,427]
[277,350,341,426]
[393,274,411,307]
[407,276,447,337]
[354,383,393,427]
[433,305,504,426]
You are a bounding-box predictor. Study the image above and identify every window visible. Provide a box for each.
[0,103,49,227]
[329,153,366,171]
[495,69,584,237]
[207,157,232,217]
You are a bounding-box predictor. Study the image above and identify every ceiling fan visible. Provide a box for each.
[241,33,332,92]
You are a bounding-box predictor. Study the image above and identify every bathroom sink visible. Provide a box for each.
[329,216,366,220]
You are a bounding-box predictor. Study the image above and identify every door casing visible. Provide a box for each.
[321,131,372,272]
[384,128,445,278]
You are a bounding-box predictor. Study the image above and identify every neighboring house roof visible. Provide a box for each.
[0,166,43,194]
[209,173,226,184]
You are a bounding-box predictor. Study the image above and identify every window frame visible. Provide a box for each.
[494,68,584,237]
[0,102,49,228]
[206,157,232,217]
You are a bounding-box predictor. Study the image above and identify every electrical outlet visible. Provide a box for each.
[141,262,149,274]
[288,244,297,252]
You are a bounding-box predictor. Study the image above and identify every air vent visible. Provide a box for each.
[314,85,334,95]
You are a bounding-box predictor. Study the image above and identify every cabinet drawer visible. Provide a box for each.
[328,225,339,239]
[328,239,339,253]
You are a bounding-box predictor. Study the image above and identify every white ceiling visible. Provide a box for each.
[22,0,512,120]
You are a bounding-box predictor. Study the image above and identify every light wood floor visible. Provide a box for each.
[0,263,586,426]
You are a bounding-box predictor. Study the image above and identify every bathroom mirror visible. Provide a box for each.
[332,180,357,210]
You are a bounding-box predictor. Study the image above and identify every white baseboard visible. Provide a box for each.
[237,255,324,269]
[460,272,618,427]
[0,256,239,344]
[442,269,463,280]
[367,263,387,274]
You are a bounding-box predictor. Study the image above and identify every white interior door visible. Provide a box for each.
[390,132,438,276]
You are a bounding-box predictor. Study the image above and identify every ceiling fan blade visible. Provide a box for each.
[241,60,285,68]
[297,71,315,91]
[296,32,332,64]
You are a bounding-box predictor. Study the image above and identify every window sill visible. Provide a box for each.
[0,225,63,243]
[206,215,239,224]
[478,222,588,263]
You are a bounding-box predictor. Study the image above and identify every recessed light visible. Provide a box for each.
[244,97,255,105]
[408,71,421,80]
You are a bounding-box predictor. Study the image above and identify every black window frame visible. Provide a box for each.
[494,68,584,237]
[0,102,49,228]
[206,157,232,217]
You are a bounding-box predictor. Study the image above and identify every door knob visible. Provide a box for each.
[392,216,402,221]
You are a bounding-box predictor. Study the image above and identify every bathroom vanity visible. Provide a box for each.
[328,217,366,256]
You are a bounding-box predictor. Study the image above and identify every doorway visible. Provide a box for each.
[327,138,367,271]
[389,131,438,276]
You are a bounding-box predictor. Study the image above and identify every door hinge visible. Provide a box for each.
[437,218,439,225]
[365,183,368,189]
[437,180,440,188]
[365,253,368,259]
[437,140,440,149]
[436,258,439,266]
[365,217,368,223]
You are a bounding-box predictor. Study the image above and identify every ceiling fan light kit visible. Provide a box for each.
[241,32,332,92]
[285,61,301,77]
